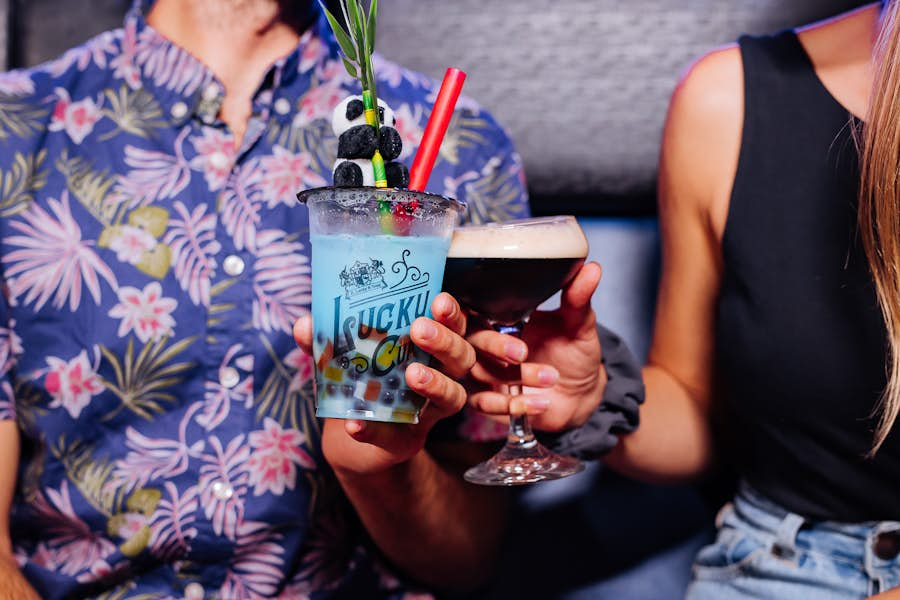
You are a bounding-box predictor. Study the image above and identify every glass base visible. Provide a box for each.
[463,441,584,486]
[315,403,420,424]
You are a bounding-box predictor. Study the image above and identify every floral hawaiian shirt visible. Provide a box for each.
[0,1,528,598]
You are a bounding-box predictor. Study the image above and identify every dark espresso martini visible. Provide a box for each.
[441,216,590,485]
[443,217,588,326]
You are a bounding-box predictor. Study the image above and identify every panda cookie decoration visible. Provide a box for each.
[331,95,410,189]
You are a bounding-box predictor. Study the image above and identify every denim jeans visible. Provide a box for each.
[687,483,900,599]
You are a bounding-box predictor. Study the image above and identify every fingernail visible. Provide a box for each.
[347,420,366,436]
[414,320,437,341]
[525,397,550,412]
[436,294,456,318]
[505,341,527,362]
[446,297,457,316]
[410,363,432,385]
[537,367,559,386]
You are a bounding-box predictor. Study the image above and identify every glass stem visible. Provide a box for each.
[494,323,536,449]
[507,385,537,449]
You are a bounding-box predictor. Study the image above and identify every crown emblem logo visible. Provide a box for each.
[340,258,387,299]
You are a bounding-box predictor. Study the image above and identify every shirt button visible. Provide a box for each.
[209,151,229,171]
[184,582,204,600]
[211,481,235,501]
[171,102,189,119]
[223,254,245,276]
[220,367,240,389]
[202,82,222,101]
[274,98,291,115]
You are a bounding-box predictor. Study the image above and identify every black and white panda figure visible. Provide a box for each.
[331,95,410,188]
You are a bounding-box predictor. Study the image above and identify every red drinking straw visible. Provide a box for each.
[408,67,467,192]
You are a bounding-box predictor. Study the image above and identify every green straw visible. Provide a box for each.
[363,90,393,233]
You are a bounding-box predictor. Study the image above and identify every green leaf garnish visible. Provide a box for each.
[321,0,382,134]
[347,0,363,39]
[342,56,358,79]
[321,5,358,62]
[367,0,377,56]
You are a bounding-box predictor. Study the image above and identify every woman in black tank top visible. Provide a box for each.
[469,0,900,598]
[627,1,900,597]
[462,0,900,597]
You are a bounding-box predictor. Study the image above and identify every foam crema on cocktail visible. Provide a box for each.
[298,186,464,424]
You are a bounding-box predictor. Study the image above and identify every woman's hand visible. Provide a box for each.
[466,262,605,431]
[293,292,476,477]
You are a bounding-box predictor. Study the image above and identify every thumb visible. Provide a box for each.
[560,261,602,331]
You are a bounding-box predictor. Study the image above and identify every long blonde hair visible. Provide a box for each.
[859,0,900,454]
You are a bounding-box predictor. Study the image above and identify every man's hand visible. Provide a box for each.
[293,292,475,476]
[295,293,508,590]
[466,261,605,431]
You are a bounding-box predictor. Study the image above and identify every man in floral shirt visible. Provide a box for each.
[0,0,530,597]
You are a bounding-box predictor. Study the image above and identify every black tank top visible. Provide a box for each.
[716,31,900,521]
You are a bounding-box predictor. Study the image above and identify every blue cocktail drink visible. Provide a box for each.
[298,187,463,424]
[310,233,449,422]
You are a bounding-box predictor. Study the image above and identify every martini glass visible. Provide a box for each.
[442,216,588,485]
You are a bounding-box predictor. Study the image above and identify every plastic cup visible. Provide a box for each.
[297,187,464,424]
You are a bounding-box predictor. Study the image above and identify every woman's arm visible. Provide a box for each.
[605,45,745,483]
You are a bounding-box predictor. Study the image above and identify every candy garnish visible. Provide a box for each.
[391,200,417,236]
[323,3,465,236]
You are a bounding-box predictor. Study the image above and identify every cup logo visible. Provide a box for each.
[339,259,387,299]
[388,249,430,291]
[341,249,431,309]
[332,249,432,376]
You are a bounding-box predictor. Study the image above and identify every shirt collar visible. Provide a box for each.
[124,0,331,126]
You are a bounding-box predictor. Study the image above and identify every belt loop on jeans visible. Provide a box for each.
[866,526,900,596]
[772,512,805,561]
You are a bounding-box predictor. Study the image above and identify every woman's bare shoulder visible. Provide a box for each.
[660,44,743,236]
